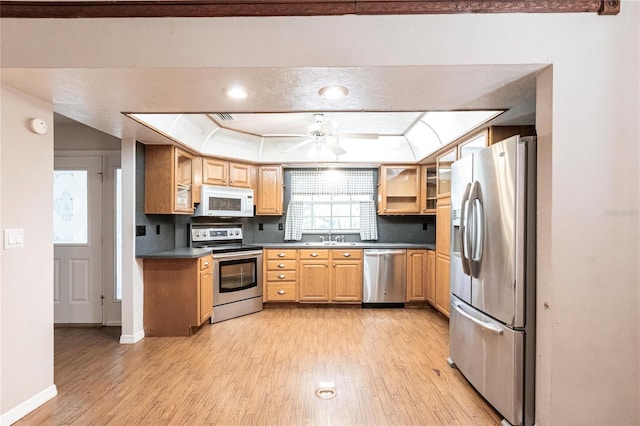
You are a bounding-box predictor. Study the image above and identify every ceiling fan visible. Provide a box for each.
[266,114,379,158]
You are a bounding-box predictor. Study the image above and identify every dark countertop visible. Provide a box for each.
[137,242,435,259]
[137,247,213,259]
[260,242,436,250]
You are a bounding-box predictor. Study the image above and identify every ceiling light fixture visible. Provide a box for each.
[319,85,349,99]
[226,87,248,99]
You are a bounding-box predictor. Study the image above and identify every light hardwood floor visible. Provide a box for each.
[19,306,501,425]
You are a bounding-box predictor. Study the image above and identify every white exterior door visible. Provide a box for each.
[54,156,103,324]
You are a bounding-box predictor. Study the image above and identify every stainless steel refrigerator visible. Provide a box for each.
[448,135,536,426]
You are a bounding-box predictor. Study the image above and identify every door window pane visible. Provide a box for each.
[54,170,88,244]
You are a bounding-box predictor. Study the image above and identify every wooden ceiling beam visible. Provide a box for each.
[0,0,620,19]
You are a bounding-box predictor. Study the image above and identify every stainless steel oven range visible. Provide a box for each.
[189,223,263,323]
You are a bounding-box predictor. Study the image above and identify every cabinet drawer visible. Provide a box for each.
[299,249,329,260]
[331,249,362,260]
[199,255,212,271]
[266,283,297,302]
[267,270,298,282]
[267,260,297,270]
[266,249,297,260]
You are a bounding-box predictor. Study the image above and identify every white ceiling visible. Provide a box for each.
[1,64,541,163]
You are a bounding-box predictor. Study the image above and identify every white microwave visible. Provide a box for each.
[193,185,254,217]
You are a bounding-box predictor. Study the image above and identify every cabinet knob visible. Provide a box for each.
[333,263,336,267]
[277,290,286,295]
[342,253,351,257]
[278,253,286,257]
[310,253,318,257]
[278,274,286,279]
[203,261,209,266]
[278,264,286,268]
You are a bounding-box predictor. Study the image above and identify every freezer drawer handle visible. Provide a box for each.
[453,302,503,335]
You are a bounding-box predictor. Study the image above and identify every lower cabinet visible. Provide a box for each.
[264,249,298,302]
[143,254,213,337]
[299,249,363,303]
[299,258,331,302]
[426,250,436,304]
[331,251,363,302]
[434,252,450,317]
[406,249,429,302]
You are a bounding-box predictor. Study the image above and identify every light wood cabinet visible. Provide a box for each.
[378,165,421,214]
[143,254,213,336]
[331,250,363,302]
[299,252,331,302]
[256,165,284,215]
[420,164,437,215]
[144,145,194,215]
[298,249,363,303]
[426,250,436,304]
[202,157,228,186]
[436,149,456,199]
[199,256,213,324]
[406,249,428,302]
[202,158,254,189]
[228,162,254,188]
[434,253,450,316]
[264,249,298,302]
[434,198,451,317]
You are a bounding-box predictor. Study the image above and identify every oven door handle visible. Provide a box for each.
[212,250,263,260]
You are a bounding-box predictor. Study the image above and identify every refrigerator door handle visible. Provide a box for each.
[459,183,472,275]
[452,302,504,335]
[468,181,484,278]
[472,198,484,263]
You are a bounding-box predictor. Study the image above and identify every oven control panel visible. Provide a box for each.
[191,226,243,243]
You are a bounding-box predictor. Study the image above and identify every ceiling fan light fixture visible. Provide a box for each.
[226,87,248,99]
[319,85,349,99]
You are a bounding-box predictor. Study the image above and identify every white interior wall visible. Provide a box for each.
[0,4,639,425]
[0,86,57,423]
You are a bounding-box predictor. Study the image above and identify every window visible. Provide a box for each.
[298,194,370,233]
[285,170,378,240]
[53,170,88,245]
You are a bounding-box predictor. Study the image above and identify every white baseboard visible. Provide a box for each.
[119,329,144,344]
[0,385,57,426]
[105,320,122,326]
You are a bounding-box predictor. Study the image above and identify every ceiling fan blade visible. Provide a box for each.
[336,132,379,139]
[327,142,346,156]
[281,138,313,153]
[319,117,340,135]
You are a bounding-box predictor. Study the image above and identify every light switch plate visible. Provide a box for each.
[4,228,24,250]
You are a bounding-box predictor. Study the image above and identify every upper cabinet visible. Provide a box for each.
[377,165,421,215]
[145,145,194,215]
[202,158,254,189]
[436,148,457,198]
[256,165,284,215]
[420,164,437,215]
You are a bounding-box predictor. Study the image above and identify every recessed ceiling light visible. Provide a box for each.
[319,85,349,99]
[226,87,248,99]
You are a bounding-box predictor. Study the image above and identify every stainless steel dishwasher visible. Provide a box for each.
[362,249,407,307]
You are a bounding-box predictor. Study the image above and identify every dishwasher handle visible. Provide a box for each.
[364,250,406,256]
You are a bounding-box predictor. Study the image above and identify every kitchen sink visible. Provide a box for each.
[302,242,360,246]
